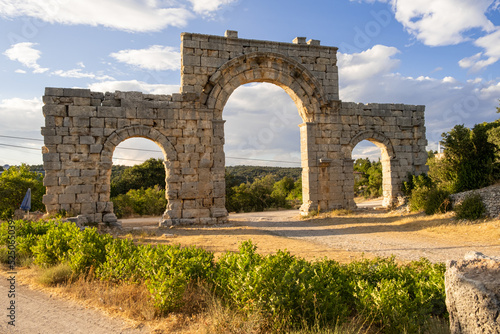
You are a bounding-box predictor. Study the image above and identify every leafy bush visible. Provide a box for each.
[31,222,81,267]
[348,257,446,333]
[0,220,53,260]
[401,173,433,197]
[217,242,350,331]
[409,187,451,215]
[454,193,487,220]
[66,227,113,275]
[112,185,167,218]
[96,237,140,282]
[138,244,215,313]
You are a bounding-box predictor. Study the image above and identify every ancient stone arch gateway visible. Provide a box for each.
[41,31,428,225]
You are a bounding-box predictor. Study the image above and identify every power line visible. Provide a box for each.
[0,135,300,165]
[0,135,43,141]
[0,143,40,151]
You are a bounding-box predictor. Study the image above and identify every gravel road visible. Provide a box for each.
[229,210,500,263]
[0,277,149,334]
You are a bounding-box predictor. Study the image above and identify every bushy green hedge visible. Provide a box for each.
[0,220,448,333]
[454,193,487,220]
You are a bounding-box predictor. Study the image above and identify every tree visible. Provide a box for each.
[437,123,499,193]
[0,164,45,219]
[111,158,166,197]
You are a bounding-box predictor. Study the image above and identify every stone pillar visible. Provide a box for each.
[299,122,319,214]
[342,158,356,209]
[212,119,228,222]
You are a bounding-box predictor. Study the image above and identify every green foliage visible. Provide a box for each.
[409,187,451,215]
[31,221,81,267]
[226,174,302,213]
[353,159,383,198]
[0,164,45,219]
[1,221,448,333]
[111,158,166,197]
[225,166,301,185]
[96,237,140,282]
[216,241,446,332]
[111,185,167,218]
[401,173,433,197]
[454,193,487,220]
[0,220,53,262]
[138,244,215,313]
[437,123,499,193]
[66,227,113,275]
[348,257,446,333]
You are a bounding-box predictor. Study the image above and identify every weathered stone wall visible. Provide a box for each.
[42,88,225,225]
[450,183,500,218]
[41,30,428,224]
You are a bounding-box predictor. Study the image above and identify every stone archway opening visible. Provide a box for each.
[348,135,395,208]
[223,82,304,212]
[352,140,383,202]
[110,137,168,218]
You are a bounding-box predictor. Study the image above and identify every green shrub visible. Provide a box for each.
[409,187,451,215]
[216,241,352,331]
[31,221,81,267]
[454,193,487,220]
[96,237,140,283]
[66,227,113,275]
[348,257,446,333]
[138,244,215,313]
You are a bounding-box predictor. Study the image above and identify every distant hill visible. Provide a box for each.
[226,165,301,185]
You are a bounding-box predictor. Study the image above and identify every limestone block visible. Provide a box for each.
[446,252,500,334]
[45,87,64,96]
[59,193,76,204]
[98,106,124,118]
[43,105,67,117]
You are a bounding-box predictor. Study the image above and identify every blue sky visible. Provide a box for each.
[1,0,500,167]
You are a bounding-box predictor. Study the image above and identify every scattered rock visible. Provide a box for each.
[445,251,500,334]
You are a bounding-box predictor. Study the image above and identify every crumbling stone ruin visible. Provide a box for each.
[41,30,428,225]
[446,252,500,334]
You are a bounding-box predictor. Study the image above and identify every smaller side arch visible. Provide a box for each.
[345,130,398,208]
[98,125,180,223]
[100,125,177,165]
[344,130,395,160]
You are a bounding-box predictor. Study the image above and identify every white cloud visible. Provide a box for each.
[188,0,237,15]
[0,97,44,131]
[110,45,181,71]
[52,68,114,80]
[223,83,303,166]
[3,42,49,73]
[15,69,26,74]
[458,52,499,72]
[338,45,400,84]
[0,0,236,32]
[389,0,495,46]
[88,80,180,95]
[338,46,500,147]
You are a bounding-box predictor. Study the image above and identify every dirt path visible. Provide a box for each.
[0,276,150,334]
[229,210,500,263]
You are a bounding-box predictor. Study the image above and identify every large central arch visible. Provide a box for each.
[41,30,428,225]
[202,52,328,122]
